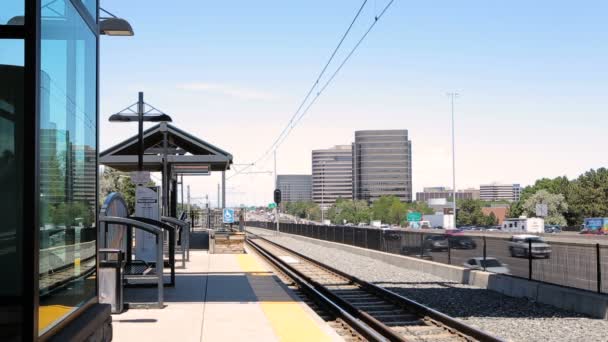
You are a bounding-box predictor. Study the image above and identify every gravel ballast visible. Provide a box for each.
[248,227,608,342]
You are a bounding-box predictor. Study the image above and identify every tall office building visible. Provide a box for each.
[312,145,353,210]
[480,183,522,202]
[353,130,412,203]
[277,175,312,203]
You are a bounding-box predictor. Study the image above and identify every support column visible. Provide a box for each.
[221,171,226,209]
[171,178,178,217]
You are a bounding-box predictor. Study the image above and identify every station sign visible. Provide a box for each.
[130,171,150,184]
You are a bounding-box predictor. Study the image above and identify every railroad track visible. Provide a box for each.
[246,233,503,342]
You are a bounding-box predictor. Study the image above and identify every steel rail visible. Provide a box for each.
[249,232,505,342]
[246,237,390,341]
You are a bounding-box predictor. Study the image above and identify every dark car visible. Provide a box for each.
[423,235,449,251]
[544,225,562,234]
[400,245,433,259]
[448,235,477,249]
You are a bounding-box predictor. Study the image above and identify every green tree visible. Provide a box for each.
[370,196,408,225]
[284,201,321,221]
[522,189,568,226]
[327,199,371,224]
[456,199,496,226]
[100,167,155,214]
[567,168,608,225]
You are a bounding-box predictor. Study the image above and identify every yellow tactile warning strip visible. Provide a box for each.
[236,254,334,342]
[38,305,73,332]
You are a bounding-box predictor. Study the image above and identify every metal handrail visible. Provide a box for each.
[130,216,177,285]
[162,216,190,262]
[99,216,164,308]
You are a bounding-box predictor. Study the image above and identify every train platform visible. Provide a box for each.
[112,245,343,341]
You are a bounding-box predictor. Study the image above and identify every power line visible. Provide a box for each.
[275,0,395,148]
[228,0,373,180]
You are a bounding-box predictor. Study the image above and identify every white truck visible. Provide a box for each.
[502,217,544,234]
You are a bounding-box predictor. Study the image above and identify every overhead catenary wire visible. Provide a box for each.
[229,0,396,180]
[228,0,375,180]
[275,0,395,150]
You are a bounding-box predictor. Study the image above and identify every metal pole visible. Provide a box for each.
[449,92,458,228]
[137,91,144,172]
[597,243,602,293]
[528,239,533,280]
[187,185,191,216]
[221,171,226,208]
[180,174,184,213]
[162,126,169,215]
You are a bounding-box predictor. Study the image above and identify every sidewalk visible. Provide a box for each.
[112,244,343,341]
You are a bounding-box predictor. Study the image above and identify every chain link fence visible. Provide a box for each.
[248,221,608,294]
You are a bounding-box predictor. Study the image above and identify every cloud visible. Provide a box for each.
[176,82,278,101]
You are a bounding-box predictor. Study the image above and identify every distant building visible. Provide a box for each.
[312,145,353,210]
[480,183,522,202]
[482,206,509,225]
[416,187,480,202]
[352,130,412,203]
[277,175,312,203]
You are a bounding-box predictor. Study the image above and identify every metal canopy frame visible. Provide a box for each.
[100,122,233,216]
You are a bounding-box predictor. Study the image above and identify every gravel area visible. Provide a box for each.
[248,227,608,342]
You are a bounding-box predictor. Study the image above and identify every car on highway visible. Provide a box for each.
[463,257,510,274]
[544,225,562,233]
[423,235,449,251]
[508,235,552,258]
[448,235,477,249]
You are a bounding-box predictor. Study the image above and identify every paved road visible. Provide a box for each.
[385,232,608,293]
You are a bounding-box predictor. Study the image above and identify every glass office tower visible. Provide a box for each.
[353,130,412,203]
[1,1,106,340]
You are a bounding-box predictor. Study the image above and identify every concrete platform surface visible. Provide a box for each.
[112,248,343,342]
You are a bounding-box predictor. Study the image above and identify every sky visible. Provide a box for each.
[98,0,608,207]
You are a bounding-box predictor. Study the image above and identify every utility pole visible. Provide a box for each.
[448,92,459,228]
[274,149,279,234]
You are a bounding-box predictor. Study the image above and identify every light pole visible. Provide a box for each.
[447,92,459,228]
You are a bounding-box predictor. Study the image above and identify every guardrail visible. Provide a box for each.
[248,221,608,295]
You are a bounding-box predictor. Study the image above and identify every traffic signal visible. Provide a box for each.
[274,189,282,204]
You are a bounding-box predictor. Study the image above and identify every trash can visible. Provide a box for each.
[99,248,125,314]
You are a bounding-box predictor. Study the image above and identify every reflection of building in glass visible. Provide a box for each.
[312,145,352,210]
[0,0,105,340]
[353,130,412,203]
[71,144,97,206]
[277,175,312,203]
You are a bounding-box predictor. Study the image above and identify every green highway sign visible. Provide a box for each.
[406,212,422,222]
[268,203,277,209]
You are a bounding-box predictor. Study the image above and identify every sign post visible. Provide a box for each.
[536,203,548,218]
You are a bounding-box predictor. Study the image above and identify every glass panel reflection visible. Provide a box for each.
[0,1,24,25]
[39,0,97,335]
[0,38,24,340]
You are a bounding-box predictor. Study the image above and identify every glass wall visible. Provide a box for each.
[0,1,24,25]
[0,38,24,340]
[38,0,97,335]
